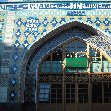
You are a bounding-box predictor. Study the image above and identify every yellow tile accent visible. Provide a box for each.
[47,16,53,22]
[74,16,78,20]
[21,25,26,32]
[100,15,105,20]
[27,35,34,44]
[39,16,44,22]
[66,16,70,20]
[109,26,111,30]
[100,24,105,30]
[47,24,53,31]
[91,16,96,19]
[56,16,61,22]
[38,25,44,33]
[22,17,26,22]
[19,35,25,44]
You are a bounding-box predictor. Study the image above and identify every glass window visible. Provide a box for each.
[78,84,88,103]
[51,84,62,103]
[39,84,50,103]
[65,84,75,103]
[45,61,50,67]
[91,62,101,73]
[102,61,109,72]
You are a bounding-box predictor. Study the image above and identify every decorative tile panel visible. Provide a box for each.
[0,2,111,103]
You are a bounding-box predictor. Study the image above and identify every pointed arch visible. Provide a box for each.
[19,20,111,103]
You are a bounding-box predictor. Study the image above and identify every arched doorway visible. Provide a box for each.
[19,21,111,111]
[37,38,111,111]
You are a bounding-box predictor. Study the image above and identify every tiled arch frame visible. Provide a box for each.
[19,21,111,103]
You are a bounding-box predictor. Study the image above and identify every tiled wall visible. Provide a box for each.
[5,0,111,2]
[0,2,111,103]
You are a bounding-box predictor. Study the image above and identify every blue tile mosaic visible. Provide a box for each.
[94,17,102,27]
[42,17,49,27]
[0,1,111,103]
[103,18,110,26]
[22,40,30,50]
[11,78,16,87]
[14,40,21,48]
[50,17,58,27]
[10,91,16,100]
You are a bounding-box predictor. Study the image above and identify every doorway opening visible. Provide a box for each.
[37,39,111,111]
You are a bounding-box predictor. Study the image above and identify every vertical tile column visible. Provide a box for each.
[1,11,14,74]
[1,11,15,102]
[0,11,8,103]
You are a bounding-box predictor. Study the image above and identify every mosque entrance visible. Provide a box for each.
[37,39,111,111]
